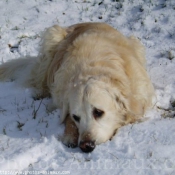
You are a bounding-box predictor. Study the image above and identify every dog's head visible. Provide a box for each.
[60,78,130,152]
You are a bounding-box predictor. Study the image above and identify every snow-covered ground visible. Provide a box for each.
[0,0,175,174]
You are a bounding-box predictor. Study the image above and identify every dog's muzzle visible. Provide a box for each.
[79,140,96,153]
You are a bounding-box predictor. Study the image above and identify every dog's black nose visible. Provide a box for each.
[79,141,96,153]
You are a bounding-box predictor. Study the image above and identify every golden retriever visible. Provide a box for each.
[0,22,155,153]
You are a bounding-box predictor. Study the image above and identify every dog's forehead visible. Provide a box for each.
[69,82,115,113]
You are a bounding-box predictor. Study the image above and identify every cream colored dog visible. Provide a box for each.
[0,23,155,152]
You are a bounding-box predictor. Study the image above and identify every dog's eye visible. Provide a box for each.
[72,115,80,122]
[93,108,104,119]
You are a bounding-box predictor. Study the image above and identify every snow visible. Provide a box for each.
[0,0,175,174]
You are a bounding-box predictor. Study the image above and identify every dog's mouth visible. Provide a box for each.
[79,140,96,153]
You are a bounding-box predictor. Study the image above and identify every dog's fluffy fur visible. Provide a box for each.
[0,23,155,152]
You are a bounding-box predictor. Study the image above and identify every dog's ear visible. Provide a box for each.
[115,93,143,124]
[115,95,128,111]
[114,89,138,123]
[128,96,145,120]
[60,101,69,123]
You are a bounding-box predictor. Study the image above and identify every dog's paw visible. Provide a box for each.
[62,134,78,148]
[62,115,79,148]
